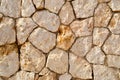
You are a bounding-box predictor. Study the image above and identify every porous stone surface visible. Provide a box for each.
[33,0,44,9]
[59,73,72,80]
[108,0,120,11]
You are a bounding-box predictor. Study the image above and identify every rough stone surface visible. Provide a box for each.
[16,18,37,45]
[59,73,72,80]
[57,25,75,50]
[39,67,50,76]
[97,0,111,3]
[70,17,93,37]
[46,48,68,74]
[32,10,60,32]
[94,3,112,27]
[109,0,120,11]
[69,53,92,79]
[72,0,98,18]
[70,36,92,57]
[29,27,56,53]
[33,0,44,9]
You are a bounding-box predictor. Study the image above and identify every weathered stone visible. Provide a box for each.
[39,67,50,76]
[0,0,21,18]
[45,0,65,13]
[16,18,37,45]
[46,48,68,74]
[72,0,98,18]
[32,10,60,32]
[59,2,75,25]
[70,36,92,57]
[22,0,35,17]
[103,34,120,55]
[97,0,111,3]
[93,28,109,46]
[108,0,120,11]
[59,73,72,80]
[57,25,75,50]
[94,3,112,27]
[0,17,16,46]
[86,46,105,64]
[107,55,120,68]
[70,17,93,37]
[29,27,56,53]
[108,13,120,34]
[0,44,19,77]
[93,65,119,80]
[33,0,44,9]
[0,13,3,19]
[20,42,46,73]
[69,53,92,79]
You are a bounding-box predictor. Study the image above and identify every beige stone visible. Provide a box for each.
[16,18,37,45]
[70,17,93,37]
[29,27,56,53]
[70,36,92,57]
[32,10,60,32]
[69,53,92,79]
[46,48,68,74]
[57,25,75,50]
[94,3,112,27]
[0,77,3,80]
[0,44,19,77]
[33,0,44,9]
[0,17,16,46]
[59,73,72,80]
[0,13,3,20]
[93,28,109,46]
[109,0,120,11]
[39,67,50,76]
[86,46,105,64]
[45,0,65,13]
[59,2,75,25]
[97,0,111,3]
[72,0,98,18]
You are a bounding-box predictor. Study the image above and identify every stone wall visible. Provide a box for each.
[0,0,120,80]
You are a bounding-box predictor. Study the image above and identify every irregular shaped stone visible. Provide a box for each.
[69,53,92,79]
[0,17,16,46]
[20,42,46,73]
[103,34,120,55]
[39,67,50,76]
[70,36,92,57]
[33,0,44,9]
[16,18,37,45]
[46,48,68,74]
[59,2,75,25]
[22,0,35,17]
[29,27,56,53]
[72,0,98,18]
[108,0,120,11]
[93,28,109,46]
[0,44,19,77]
[108,13,120,34]
[45,0,65,13]
[93,65,119,80]
[70,17,93,37]
[94,3,112,27]
[0,0,21,18]
[97,0,111,3]
[32,10,60,32]
[8,71,35,80]
[107,55,120,68]
[86,46,105,64]
[59,73,72,80]
[57,25,75,50]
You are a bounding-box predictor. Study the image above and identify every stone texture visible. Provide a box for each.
[97,0,111,3]
[45,0,65,13]
[16,18,37,45]
[57,25,75,50]
[70,36,92,57]
[103,34,120,55]
[108,0,120,11]
[70,17,93,37]
[86,46,105,64]
[20,42,46,73]
[39,67,50,76]
[46,48,68,74]
[59,73,72,80]
[72,0,98,18]
[59,2,75,25]
[33,0,44,9]
[0,0,21,18]
[94,3,112,27]
[69,53,92,79]
[29,27,56,53]
[93,65,119,80]
[0,17,16,46]
[32,10,60,32]
[108,13,120,34]
[22,0,35,17]
[0,44,19,77]
[93,28,109,46]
